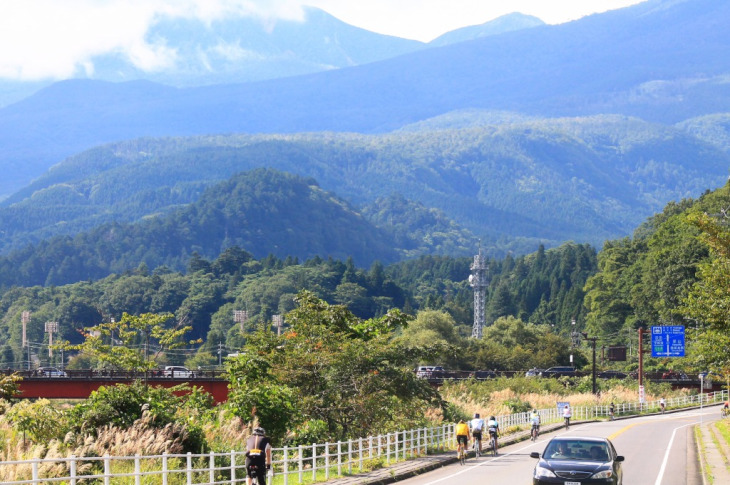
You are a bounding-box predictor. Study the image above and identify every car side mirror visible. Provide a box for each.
[530,452,540,459]
[614,455,624,462]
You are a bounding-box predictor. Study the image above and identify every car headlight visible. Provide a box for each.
[592,469,614,479]
[534,465,556,478]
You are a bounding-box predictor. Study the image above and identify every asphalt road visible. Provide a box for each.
[394,407,716,485]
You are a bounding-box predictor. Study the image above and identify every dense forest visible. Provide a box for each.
[0,241,596,371]
[0,169,473,287]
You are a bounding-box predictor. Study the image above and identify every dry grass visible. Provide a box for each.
[442,382,690,418]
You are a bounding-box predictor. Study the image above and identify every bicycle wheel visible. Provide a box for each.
[459,448,465,465]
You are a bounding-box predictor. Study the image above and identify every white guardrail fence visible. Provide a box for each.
[1,390,727,484]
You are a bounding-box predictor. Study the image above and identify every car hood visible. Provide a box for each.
[543,459,606,473]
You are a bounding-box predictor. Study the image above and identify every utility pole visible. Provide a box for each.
[45,321,58,361]
[469,244,489,338]
[233,310,249,331]
[570,318,581,367]
[22,311,31,370]
[638,327,647,408]
[582,332,598,394]
[272,314,284,335]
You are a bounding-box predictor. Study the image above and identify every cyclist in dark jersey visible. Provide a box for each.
[246,427,272,485]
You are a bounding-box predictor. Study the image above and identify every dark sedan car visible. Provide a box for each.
[531,436,624,484]
[597,370,627,379]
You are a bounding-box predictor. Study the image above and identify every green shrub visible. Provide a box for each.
[5,399,69,443]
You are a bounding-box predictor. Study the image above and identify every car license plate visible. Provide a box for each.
[565,482,581,485]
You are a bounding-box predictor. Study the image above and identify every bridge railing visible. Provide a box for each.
[0,389,727,484]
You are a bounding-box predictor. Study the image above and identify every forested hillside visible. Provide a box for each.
[0,169,403,287]
[583,182,730,348]
[0,241,596,371]
[2,115,726,256]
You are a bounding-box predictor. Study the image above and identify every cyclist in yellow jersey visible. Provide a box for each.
[455,419,470,457]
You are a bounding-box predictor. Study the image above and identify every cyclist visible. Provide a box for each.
[609,402,615,421]
[469,413,485,454]
[530,409,541,440]
[455,419,470,458]
[487,416,500,454]
[245,426,272,485]
[723,400,729,417]
[659,397,666,414]
[562,404,572,429]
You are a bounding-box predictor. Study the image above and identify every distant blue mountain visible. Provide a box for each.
[1,0,729,199]
[429,13,543,46]
[0,7,538,108]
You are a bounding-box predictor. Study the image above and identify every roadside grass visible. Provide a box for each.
[696,425,714,485]
[716,418,730,449]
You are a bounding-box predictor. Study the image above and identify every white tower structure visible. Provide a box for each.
[469,246,489,338]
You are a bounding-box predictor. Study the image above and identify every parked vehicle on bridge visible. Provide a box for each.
[35,367,68,377]
[471,370,497,379]
[661,370,689,380]
[530,436,624,484]
[416,366,445,379]
[539,366,578,378]
[163,366,193,378]
[525,367,544,377]
[598,370,627,379]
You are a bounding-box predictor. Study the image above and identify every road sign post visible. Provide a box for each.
[651,326,685,358]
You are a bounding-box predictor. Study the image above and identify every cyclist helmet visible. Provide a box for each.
[474,413,480,418]
[490,416,495,420]
[253,426,266,436]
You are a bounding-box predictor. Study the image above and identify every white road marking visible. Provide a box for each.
[420,439,547,485]
[654,421,696,485]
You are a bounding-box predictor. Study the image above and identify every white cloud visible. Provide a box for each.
[0,0,645,81]
[0,0,306,80]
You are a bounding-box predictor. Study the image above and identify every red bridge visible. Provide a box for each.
[9,370,230,403]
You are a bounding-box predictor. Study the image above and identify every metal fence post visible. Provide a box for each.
[69,455,77,485]
[312,444,317,482]
[348,439,353,474]
[187,452,193,485]
[386,433,391,464]
[359,437,364,470]
[298,445,303,484]
[135,455,141,485]
[325,443,330,480]
[209,451,215,485]
[104,454,111,485]
[163,452,169,485]
[283,446,289,485]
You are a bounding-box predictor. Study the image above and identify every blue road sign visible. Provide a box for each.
[651,326,685,357]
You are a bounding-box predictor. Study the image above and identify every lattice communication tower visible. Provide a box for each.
[469,247,489,338]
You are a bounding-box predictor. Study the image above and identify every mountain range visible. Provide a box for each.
[1,0,730,268]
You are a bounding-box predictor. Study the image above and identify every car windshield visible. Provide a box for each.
[544,440,609,462]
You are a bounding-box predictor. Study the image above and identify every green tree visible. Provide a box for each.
[226,291,439,442]
[679,211,730,383]
[63,312,199,371]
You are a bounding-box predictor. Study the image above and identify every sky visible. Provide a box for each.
[0,0,647,81]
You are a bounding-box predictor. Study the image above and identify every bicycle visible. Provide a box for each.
[457,446,466,465]
[531,425,539,442]
[721,407,729,419]
[473,437,481,457]
[489,433,498,456]
[564,417,570,430]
